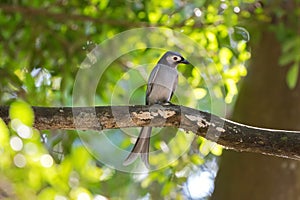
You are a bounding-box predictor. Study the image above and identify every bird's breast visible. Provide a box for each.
[147,65,178,104]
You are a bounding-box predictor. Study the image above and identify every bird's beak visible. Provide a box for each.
[180,59,190,64]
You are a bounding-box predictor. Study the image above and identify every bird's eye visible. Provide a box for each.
[172,56,180,61]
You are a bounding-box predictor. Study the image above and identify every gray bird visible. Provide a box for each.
[123,51,189,168]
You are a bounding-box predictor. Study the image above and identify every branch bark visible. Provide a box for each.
[0,104,299,160]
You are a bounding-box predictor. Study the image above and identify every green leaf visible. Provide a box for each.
[9,100,34,127]
[0,118,9,146]
[286,63,299,89]
[279,53,298,66]
[161,182,175,196]
[210,144,223,156]
[190,154,205,165]
[282,36,298,53]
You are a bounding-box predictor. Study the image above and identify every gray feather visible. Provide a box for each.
[123,51,189,168]
[123,127,151,167]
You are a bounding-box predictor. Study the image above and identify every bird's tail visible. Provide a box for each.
[123,127,152,168]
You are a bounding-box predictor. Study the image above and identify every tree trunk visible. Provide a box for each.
[211,30,300,199]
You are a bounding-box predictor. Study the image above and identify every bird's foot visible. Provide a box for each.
[162,101,174,106]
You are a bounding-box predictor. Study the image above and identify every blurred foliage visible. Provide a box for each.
[0,0,299,199]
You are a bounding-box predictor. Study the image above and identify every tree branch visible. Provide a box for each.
[1,104,299,160]
[0,4,202,28]
[0,3,264,29]
[0,4,149,28]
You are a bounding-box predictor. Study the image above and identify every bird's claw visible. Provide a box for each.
[162,101,174,106]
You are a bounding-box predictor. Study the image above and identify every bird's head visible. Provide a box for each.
[158,51,190,67]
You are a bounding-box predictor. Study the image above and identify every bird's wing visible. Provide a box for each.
[169,73,178,100]
[145,64,160,105]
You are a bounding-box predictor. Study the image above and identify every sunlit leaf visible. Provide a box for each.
[219,47,233,65]
[38,188,57,200]
[70,187,92,200]
[190,154,205,165]
[9,101,34,127]
[210,144,223,156]
[199,140,211,156]
[0,118,9,145]
[193,88,207,99]
[161,182,175,196]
